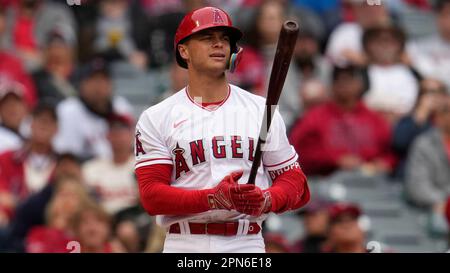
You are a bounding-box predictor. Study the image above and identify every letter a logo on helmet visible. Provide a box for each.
[174,7,243,70]
[213,9,225,24]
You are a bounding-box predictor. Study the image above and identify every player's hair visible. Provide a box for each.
[434,0,450,13]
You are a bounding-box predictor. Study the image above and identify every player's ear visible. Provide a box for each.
[178,44,189,62]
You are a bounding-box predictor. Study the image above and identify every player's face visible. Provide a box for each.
[180,29,231,74]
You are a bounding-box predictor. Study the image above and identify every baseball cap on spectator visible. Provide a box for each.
[328,203,362,223]
[296,199,330,216]
[45,28,70,47]
[78,57,111,82]
[0,75,25,102]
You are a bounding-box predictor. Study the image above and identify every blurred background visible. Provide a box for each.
[0,0,449,253]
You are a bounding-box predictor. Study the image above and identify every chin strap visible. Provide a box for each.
[228,46,243,73]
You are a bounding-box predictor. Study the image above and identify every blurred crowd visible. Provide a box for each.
[0,0,449,253]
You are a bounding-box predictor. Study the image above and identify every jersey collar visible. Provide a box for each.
[185,85,231,112]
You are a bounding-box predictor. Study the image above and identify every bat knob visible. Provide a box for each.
[283,20,299,32]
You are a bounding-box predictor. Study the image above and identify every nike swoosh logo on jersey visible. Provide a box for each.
[173,119,188,128]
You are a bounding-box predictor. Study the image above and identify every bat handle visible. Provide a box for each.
[247,139,263,185]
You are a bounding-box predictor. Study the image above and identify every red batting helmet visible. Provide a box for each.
[174,7,243,69]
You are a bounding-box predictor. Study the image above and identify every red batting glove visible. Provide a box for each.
[236,188,272,217]
[206,171,264,211]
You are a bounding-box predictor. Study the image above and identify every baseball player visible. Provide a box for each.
[135,6,310,253]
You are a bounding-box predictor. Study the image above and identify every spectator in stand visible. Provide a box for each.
[326,0,391,66]
[112,204,155,253]
[322,203,367,253]
[113,216,141,252]
[139,0,183,17]
[298,79,329,115]
[3,153,82,252]
[32,31,76,103]
[245,0,301,128]
[143,218,166,253]
[264,233,291,253]
[293,30,331,84]
[0,7,36,108]
[290,0,341,33]
[292,199,330,253]
[93,0,149,70]
[54,57,133,161]
[1,0,77,72]
[0,76,28,154]
[0,101,58,225]
[393,79,447,179]
[145,0,205,68]
[25,177,90,253]
[405,95,450,210]
[362,25,421,125]
[408,0,450,90]
[82,114,138,215]
[289,65,395,176]
[158,60,189,102]
[287,79,328,133]
[72,201,124,253]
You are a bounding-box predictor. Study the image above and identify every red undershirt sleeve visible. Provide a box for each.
[136,164,212,216]
[266,164,310,214]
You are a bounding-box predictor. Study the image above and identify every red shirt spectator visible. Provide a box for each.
[290,101,394,176]
[25,226,73,253]
[289,65,395,176]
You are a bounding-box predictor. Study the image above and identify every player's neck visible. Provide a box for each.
[187,72,229,103]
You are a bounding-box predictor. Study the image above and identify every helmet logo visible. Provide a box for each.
[213,9,225,24]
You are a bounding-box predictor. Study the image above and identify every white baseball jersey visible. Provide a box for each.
[135,84,298,228]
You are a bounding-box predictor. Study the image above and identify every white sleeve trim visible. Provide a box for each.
[263,153,298,171]
[135,158,173,169]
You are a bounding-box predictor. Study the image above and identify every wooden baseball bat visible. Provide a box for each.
[247,21,299,185]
